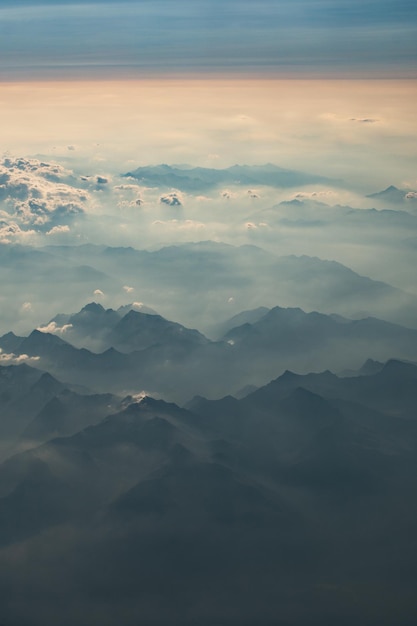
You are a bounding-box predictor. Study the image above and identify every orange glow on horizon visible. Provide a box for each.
[1,78,416,188]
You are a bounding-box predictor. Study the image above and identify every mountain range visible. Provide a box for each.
[0,362,122,461]
[2,241,417,340]
[1,159,417,624]
[123,163,336,190]
[0,356,416,625]
[2,303,417,404]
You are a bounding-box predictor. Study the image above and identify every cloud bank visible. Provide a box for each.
[0,156,89,239]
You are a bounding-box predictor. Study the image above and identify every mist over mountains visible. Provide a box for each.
[123,163,336,190]
[2,239,417,340]
[2,158,416,318]
[2,302,417,407]
[0,353,417,625]
[1,155,417,625]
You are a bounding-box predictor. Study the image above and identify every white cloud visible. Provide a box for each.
[21,302,33,312]
[94,289,104,297]
[130,391,151,403]
[113,183,145,209]
[0,156,89,231]
[294,190,335,201]
[0,220,36,243]
[117,199,143,209]
[151,219,205,231]
[37,322,73,334]
[113,184,142,192]
[123,285,135,293]
[0,349,40,364]
[1,156,72,182]
[46,225,71,236]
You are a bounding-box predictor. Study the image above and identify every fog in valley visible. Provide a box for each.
[1,130,417,338]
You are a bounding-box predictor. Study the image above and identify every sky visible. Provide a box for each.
[0,0,416,79]
[1,79,416,190]
[0,2,416,207]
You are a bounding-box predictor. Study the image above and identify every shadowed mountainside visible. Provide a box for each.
[0,360,417,625]
[2,303,417,403]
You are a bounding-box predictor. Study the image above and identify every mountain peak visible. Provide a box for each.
[0,331,23,353]
[80,302,106,314]
[381,359,417,378]
[117,303,158,317]
[367,185,405,200]
[280,369,298,380]
[359,358,385,375]
[32,371,62,389]
[122,309,157,321]
[27,329,67,346]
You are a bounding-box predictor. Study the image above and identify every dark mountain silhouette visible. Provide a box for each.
[3,304,417,403]
[221,306,417,387]
[117,302,158,317]
[0,332,24,354]
[1,361,417,625]
[0,365,63,459]
[0,362,122,460]
[212,306,270,338]
[108,310,209,353]
[18,389,121,453]
[49,301,123,352]
[67,302,120,332]
[244,358,417,420]
[45,302,161,351]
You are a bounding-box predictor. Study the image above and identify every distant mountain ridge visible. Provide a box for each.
[123,163,336,190]
[367,185,416,204]
[3,241,417,336]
